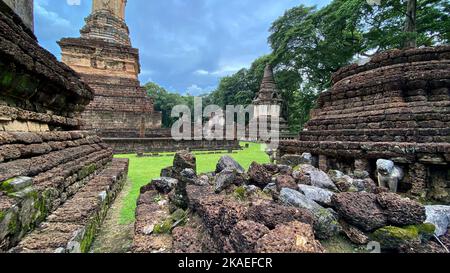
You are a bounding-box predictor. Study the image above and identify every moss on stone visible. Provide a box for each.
[78,164,97,180]
[374,226,418,240]
[153,194,163,203]
[80,223,97,253]
[0,211,5,222]
[372,226,421,249]
[0,177,16,193]
[7,212,19,234]
[170,209,187,223]
[233,186,246,201]
[153,219,173,234]
[1,70,14,87]
[8,187,36,199]
[416,223,436,235]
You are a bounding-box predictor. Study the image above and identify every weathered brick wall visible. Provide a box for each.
[279,46,450,200]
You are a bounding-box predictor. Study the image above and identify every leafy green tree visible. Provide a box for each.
[145,82,194,128]
[185,0,450,132]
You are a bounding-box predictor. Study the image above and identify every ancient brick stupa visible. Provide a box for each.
[279,46,450,202]
[59,0,162,138]
[0,0,128,252]
[251,65,290,140]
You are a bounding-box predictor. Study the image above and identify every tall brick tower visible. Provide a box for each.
[59,0,162,137]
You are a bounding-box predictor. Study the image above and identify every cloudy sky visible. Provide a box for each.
[35,0,330,95]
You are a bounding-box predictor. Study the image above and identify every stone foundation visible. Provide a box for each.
[104,137,241,154]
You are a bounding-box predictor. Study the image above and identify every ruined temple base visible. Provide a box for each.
[104,138,241,154]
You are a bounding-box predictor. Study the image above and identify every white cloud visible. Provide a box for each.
[185,84,214,96]
[194,62,248,77]
[67,0,81,6]
[194,69,210,75]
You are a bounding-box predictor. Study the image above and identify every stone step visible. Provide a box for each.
[9,158,128,253]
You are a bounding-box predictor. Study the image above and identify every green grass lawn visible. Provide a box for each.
[115,142,270,224]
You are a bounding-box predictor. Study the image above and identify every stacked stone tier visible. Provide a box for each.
[0,131,120,250]
[10,158,128,253]
[280,46,450,166]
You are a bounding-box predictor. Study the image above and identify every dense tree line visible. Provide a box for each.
[147,0,449,131]
[145,82,195,128]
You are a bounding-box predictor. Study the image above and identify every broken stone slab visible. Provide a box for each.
[255,221,324,253]
[279,188,340,239]
[229,220,270,253]
[152,177,178,194]
[339,220,369,245]
[335,175,353,192]
[276,165,293,176]
[296,164,338,191]
[0,177,32,193]
[248,162,272,188]
[262,183,277,195]
[246,202,315,229]
[352,178,377,193]
[332,192,387,232]
[298,184,334,207]
[216,155,245,174]
[377,192,426,226]
[279,153,313,167]
[196,175,210,186]
[180,168,197,184]
[173,150,196,173]
[214,169,237,193]
[275,175,297,191]
[328,170,344,183]
[160,166,173,178]
[243,185,260,195]
[425,205,450,236]
[172,226,202,253]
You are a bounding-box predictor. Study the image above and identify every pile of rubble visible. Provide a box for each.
[133,151,450,253]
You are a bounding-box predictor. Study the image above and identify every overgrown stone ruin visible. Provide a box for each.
[132,150,450,253]
[0,1,128,252]
[132,46,450,254]
[279,46,450,202]
[1,0,449,254]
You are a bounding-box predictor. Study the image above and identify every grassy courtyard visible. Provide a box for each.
[115,142,269,224]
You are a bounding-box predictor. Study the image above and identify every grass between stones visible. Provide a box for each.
[115,142,270,224]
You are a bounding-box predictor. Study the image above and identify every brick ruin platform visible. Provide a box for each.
[59,0,239,154]
[279,46,450,202]
[0,1,128,252]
